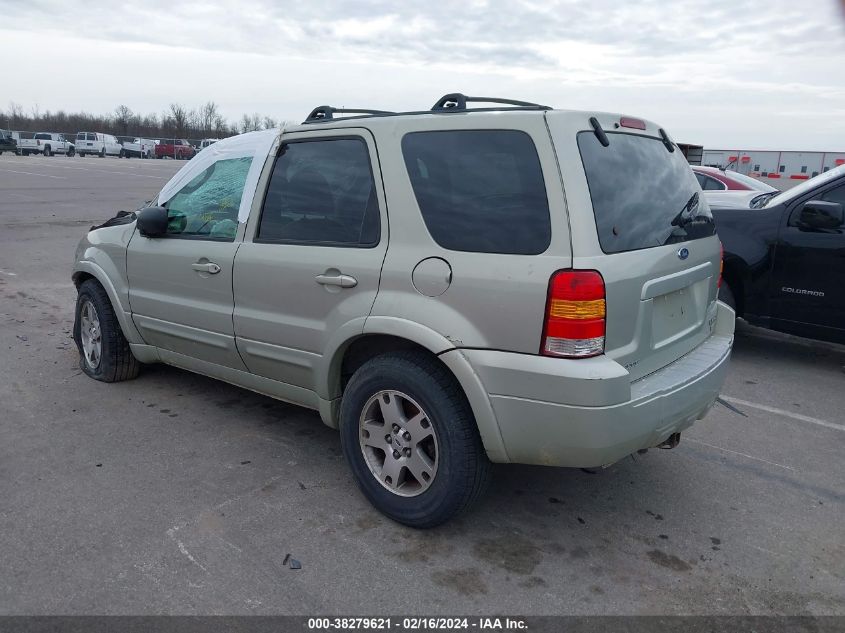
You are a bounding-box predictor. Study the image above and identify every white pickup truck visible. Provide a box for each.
[18,132,75,156]
[122,138,158,159]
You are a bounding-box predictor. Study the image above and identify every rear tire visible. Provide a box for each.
[719,282,736,312]
[67,147,75,157]
[99,148,105,158]
[340,351,491,528]
[73,279,140,382]
[43,146,52,157]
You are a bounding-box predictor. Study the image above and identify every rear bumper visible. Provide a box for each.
[451,301,735,467]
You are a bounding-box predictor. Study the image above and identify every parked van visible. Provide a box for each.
[76,132,123,158]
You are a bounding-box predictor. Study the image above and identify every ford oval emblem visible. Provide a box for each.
[677,247,690,260]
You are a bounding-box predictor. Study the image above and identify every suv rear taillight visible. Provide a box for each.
[718,242,724,288]
[541,270,606,358]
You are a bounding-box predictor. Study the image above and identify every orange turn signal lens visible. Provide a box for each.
[549,298,606,320]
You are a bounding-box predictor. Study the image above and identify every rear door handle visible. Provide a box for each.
[192,262,221,274]
[315,273,358,288]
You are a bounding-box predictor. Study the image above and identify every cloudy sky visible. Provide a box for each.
[1,0,844,149]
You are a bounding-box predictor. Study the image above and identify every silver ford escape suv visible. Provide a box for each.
[72,93,735,527]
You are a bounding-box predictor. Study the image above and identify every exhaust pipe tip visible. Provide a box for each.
[656,432,681,450]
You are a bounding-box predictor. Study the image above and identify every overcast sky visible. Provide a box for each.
[1,0,844,149]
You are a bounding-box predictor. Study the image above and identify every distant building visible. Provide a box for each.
[700,149,845,190]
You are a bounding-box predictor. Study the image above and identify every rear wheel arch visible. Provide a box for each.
[338,334,436,397]
[326,330,509,463]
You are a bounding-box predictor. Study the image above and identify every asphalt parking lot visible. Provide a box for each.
[1,154,843,616]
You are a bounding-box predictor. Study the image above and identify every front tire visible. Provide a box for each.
[73,280,140,382]
[340,351,491,528]
[67,147,75,157]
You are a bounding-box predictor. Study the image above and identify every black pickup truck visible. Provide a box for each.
[712,165,845,344]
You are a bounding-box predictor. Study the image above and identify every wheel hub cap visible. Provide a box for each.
[79,299,102,370]
[359,390,439,497]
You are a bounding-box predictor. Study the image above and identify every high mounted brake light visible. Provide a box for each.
[619,116,646,130]
[542,270,606,358]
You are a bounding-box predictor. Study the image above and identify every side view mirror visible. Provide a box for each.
[798,200,844,230]
[137,206,169,238]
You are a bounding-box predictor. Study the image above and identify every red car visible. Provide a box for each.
[692,166,775,192]
[155,139,195,160]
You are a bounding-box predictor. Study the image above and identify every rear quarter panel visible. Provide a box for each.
[367,112,572,354]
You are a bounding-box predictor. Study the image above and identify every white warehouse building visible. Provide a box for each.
[700,149,845,190]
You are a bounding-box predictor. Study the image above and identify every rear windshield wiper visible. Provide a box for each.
[671,192,701,228]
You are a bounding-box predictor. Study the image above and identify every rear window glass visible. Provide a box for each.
[401,130,551,255]
[34,133,51,140]
[578,132,715,254]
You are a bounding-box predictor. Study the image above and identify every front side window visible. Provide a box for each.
[578,131,715,254]
[164,157,252,241]
[257,137,379,246]
[401,130,551,255]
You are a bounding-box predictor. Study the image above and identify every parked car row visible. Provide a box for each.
[2,131,219,159]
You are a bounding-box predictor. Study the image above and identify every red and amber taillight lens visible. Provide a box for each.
[718,242,724,288]
[541,270,606,358]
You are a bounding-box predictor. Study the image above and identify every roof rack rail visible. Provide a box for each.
[304,106,394,123]
[431,93,550,111]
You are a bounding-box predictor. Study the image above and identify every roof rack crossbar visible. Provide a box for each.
[431,93,550,111]
[304,106,394,123]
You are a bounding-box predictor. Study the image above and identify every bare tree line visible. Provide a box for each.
[4,101,284,139]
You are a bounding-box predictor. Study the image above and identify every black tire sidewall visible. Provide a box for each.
[74,281,121,381]
[340,354,480,527]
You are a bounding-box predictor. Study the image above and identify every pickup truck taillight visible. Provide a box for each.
[541,270,606,358]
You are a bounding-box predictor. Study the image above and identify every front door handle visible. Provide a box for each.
[315,273,358,288]
[192,261,221,274]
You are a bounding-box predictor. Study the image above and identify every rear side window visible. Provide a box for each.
[701,175,725,191]
[401,130,551,255]
[257,137,379,247]
[578,132,715,254]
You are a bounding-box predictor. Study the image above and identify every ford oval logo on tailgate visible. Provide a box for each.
[677,247,689,260]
